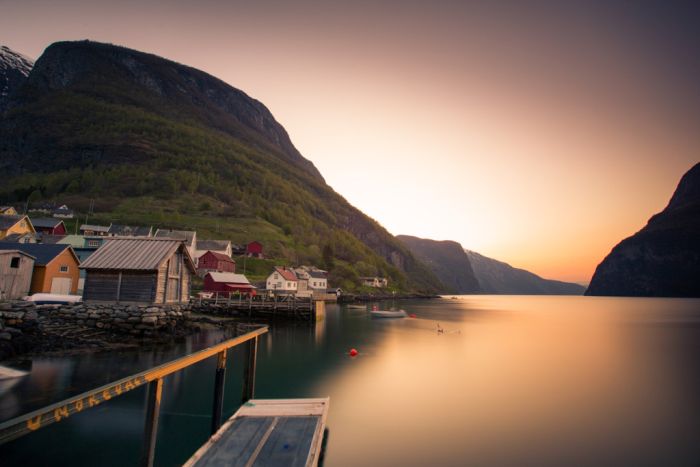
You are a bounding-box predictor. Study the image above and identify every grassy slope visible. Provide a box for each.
[1,89,441,292]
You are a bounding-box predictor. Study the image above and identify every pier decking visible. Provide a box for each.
[185,398,330,467]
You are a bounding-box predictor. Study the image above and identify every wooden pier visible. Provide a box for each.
[192,294,325,322]
[185,398,330,467]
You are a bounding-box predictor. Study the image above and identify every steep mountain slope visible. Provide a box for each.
[397,235,481,293]
[586,162,700,297]
[0,45,33,112]
[0,40,442,293]
[465,250,586,295]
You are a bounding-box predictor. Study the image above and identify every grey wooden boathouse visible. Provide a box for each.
[81,238,195,304]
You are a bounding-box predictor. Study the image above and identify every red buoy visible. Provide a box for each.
[409,314,417,318]
[349,348,358,357]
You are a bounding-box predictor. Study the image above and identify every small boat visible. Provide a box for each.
[24,293,82,305]
[347,304,366,310]
[370,309,408,318]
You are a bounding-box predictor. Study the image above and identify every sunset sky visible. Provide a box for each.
[2,0,698,283]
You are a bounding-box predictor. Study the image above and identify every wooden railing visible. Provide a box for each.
[0,324,268,467]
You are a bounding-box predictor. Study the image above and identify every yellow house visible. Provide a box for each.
[0,206,18,215]
[0,215,36,240]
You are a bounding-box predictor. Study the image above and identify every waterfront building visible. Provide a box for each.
[154,229,197,259]
[79,224,111,236]
[197,251,235,276]
[0,243,80,295]
[265,266,298,293]
[202,272,256,296]
[0,215,35,240]
[0,250,35,299]
[81,237,195,304]
[360,276,389,288]
[29,218,67,236]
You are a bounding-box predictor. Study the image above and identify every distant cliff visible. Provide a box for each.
[397,236,481,294]
[586,162,700,297]
[465,250,586,295]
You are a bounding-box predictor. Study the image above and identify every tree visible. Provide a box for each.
[322,243,335,271]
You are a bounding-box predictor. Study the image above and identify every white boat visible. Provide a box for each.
[370,309,408,318]
[24,293,83,305]
[347,304,366,309]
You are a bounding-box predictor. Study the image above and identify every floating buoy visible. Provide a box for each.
[349,348,358,357]
[409,314,417,318]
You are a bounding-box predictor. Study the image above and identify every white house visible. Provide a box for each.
[154,229,197,259]
[266,267,298,293]
[361,276,388,288]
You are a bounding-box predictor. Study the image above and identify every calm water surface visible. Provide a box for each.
[2,296,700,466]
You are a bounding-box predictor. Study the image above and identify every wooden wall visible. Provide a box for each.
[84,271,157,303]
[31,249,80,294]
[0,252,34,299]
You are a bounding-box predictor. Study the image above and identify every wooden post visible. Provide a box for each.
[141,378,164,467]
[211,350,227,434]
[241,337,258,403]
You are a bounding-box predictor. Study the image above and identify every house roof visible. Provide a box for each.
[0,215,28,231]
[207,272,252,285]
[273,267,297,281]
[197,239,231,251]
[154,229,196,244]
[58,235,89,248]
[0,243,76,266]
[38,234,67,244]
[0,233,34,243]
[80,224,111,233]
[202,251,235,263]
[80,238,195,272]
[309,270,327,279]
[30,217,64,229]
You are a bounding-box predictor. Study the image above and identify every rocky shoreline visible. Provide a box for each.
[0,301,235,361]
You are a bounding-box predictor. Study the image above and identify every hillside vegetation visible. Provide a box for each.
[0,41,443,293]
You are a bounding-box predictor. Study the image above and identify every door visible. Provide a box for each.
[51,277,72,294]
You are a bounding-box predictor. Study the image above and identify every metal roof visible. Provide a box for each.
[207,272,252,285]
[0,250,36,260]
[0,215,27,230]
[154,229,196,244]
[29,217,64,228]
[273,267,298,281]
[197,239,230,251]
[80,238,195,271]
[0,243,74,266]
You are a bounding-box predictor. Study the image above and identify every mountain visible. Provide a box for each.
[0,45,33,112]
[586,162,700,297]
[0,40,443,293]
[465,250,586,295]
[397,235,481,293]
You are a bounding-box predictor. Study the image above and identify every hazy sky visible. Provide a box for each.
[2,0,699,283]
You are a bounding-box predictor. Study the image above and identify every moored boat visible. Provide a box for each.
[370,309,408,318]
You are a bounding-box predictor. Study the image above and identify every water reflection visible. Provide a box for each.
[1,296,699,466]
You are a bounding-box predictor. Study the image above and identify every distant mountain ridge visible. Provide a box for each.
[465,250,586,295]
[397,235,481,293]
[586,162,700,297]
[0,41,443,293]
[397,235,585,295]
[0,45,34,112]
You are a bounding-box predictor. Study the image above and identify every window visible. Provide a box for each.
[274,274,279,279]
[10,257,20,268]
[87,240,100,247]
[60,265,69,273]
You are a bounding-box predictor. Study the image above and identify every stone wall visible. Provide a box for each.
[0,301,191,344]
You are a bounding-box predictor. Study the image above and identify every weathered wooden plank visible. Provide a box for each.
[185,398,329,467]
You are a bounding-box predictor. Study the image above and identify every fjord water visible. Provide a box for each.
[2,296,700,466]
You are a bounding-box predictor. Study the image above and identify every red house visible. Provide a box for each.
[246,241,263,258]
[203,272,256,297]
[30,218,67,236]
[197,250,235,275]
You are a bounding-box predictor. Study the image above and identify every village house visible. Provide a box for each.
[154,229,197,259]
[0,206,18,215]
[0,215,36,241]
[202,272,256,297]
[360,276,389,288]
[246,241,264,258]
[80,224,111,236]
[81,238,195,304]
[265,266,298,294]
[52,205,74,219]
[30,218,67,236]
[294,266,329,296]
[0,250,35,299]
[107,224,153,237]
[195,239,232,262]
[0,243,80,295]
[197,251,235,276]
